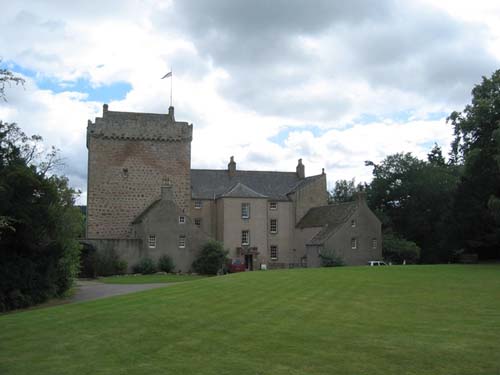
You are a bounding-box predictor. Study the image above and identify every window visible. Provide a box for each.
[179,216,185,224]
[194,200,202,209]
[194,218,201,227]
[270,219,278,234]
[178,235,186,248]
[241,203,250,219]
[269,201,277,210]
[270,245,278,260]
[372,238,377,249]
[351,220,356,227]
[241,230,250,246]
[148,235,156,248]
[351,238,357,249]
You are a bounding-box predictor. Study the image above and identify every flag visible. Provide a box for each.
[161,72,172,79]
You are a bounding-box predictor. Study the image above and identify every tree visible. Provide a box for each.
[365,151,459,262]
[447,70,500,259]
[0,123,83,311]
[192,240,228,275]
[382,234,420,264]
[0,60,25,101]
[329,178,357,203]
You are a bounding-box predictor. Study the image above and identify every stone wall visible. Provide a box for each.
[83,238,143,273]
[86,105,192,239]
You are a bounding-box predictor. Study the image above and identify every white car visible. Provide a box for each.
[368,260,387,266]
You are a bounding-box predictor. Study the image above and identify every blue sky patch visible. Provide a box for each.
[5,62,132,102]
[270,125,325,146]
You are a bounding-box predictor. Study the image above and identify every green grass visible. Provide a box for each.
[99,274,207,284]
[1,265,499,375]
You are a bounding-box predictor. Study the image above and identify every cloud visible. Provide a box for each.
[0,0,498,205]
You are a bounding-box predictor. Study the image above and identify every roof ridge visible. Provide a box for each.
[191,168,297,174]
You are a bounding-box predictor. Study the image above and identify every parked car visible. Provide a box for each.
[368,260,387,266]
[226,258,246,273]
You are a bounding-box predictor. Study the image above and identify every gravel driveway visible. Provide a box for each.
[69,280,170,303]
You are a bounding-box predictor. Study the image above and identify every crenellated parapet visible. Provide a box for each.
[87,104,192,147]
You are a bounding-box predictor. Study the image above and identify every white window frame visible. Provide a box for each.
[372,238,377,249]
[270,245,278,260]
[270,219,278,234]
[351,238,357,249]
[241,203,250,219]
[241,230,250,246]
[178,235,186,248]
[179,216,186,224]
[269,201,277,210]
[351,220,356,227]
[194,200,202,209]
[148,235,157,249]
[194,218,201,227]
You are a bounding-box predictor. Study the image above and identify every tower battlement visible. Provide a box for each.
[86,104,192,239]
[87,104,192,147]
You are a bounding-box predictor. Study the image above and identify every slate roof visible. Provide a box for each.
[132,199,161,224]
[218,182,268,199]
[296,201,358,245]
[191,169,323,200]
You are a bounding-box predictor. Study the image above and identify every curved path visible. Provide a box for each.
[69,280,170,303]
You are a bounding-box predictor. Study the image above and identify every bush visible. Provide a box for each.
[383,234,420,264]
[92,248,128,277]
[133,257,156,274]
[192,240,228,275]
[319,249,344,267]
[158,255,175,273]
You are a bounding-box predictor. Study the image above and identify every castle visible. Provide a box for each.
[85,105,382,272]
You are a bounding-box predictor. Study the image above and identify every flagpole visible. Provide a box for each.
[170,67,173,107]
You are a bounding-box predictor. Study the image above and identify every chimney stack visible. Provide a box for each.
[228,156,236,176]
[296,158,305,179]
[161,184,174,201]
[168,106,175,121]
[356,186,367,205]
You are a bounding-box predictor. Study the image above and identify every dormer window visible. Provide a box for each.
[179,216,185,224]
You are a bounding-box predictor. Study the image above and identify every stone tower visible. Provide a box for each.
[86,104,192,239]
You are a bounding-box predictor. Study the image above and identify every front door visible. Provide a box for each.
[244,254,253,271]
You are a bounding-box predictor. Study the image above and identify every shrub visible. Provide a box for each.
[133,257,156,274]
[94,248,128,276]
[319,250,344,267]
[115,259,128,275]
[192,240,228,275]
[383,234,420,264]
[158,255,175,273]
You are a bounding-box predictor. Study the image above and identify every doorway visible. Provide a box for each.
[244,254,253,271]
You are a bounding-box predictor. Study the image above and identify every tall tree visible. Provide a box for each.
[0,66,82,311]
[0,60,24,101]
[366,152,459,262]
[329,178,357,203]
[447,70,500,259]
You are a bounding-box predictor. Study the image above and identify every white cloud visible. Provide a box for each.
[0,0,498,205]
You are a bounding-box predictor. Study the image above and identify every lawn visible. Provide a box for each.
[1,265,499,375]
[99,274,207,284]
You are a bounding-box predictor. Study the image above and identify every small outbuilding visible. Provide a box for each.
[297,191,382,266]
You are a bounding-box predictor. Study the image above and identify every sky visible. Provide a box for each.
[1,0,499,205]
